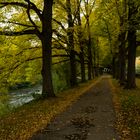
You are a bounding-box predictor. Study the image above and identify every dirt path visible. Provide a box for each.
[30,75,120,140]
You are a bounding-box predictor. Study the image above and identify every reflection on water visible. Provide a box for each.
[8,85,42,108]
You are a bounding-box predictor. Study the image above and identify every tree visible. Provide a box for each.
[76,0,86,82]
[114,0,127,85]
[91,0,120,77]
[81,0,96,80]
[0,0,55,98]
[66,0,77,86]
[126,0,139,89]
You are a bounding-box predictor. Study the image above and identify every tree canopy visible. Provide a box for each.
[0,0,140,97]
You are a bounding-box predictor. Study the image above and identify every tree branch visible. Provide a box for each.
[52,54,69,57]
[0,1,42,21]
[16,46,41,56]
[52,59,70,65]
[53,29,68,44]
[72,0,82,23]
[0,20,40,28]
[56,0,66,10]
[26,0,40,32]
[52,18,66,32]
[0,29,37,36]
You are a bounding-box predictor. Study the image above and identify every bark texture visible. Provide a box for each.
[41,0,55,97]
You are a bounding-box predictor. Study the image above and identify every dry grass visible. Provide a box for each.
[0,78,100,140]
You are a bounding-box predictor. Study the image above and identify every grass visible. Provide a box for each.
[110,78,140,140]
[0,94,11,116]
[0,78,100,140]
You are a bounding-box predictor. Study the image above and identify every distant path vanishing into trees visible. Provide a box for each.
[30,75,120,140]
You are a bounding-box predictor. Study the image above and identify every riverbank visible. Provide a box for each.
[0,84,42,116]
[0,78,99,140]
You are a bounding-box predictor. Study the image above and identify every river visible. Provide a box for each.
[8,85,42,108]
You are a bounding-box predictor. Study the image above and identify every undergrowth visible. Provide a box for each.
[0,94,11,116]
[111,78,140,140]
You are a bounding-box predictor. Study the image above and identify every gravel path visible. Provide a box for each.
[30,75,120,140]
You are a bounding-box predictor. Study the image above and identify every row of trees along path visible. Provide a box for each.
[30,75,120,140]
[0,0,139,99]
[0,0,139,139]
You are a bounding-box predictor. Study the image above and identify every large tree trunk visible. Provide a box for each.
[118,32,126,85]
[126,1,138,89]
[118,0,127,85]
[66,0,77,86]
[41,0,55,97]
[114,0,127,84]
[112,56,116,78]
[126,30,137,88]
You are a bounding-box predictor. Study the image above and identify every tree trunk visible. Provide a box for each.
[126,1,138,89]
[115,59,119,79]
[41,0,55,97]
[87,17,93,80]
[88,45,92,80]
[117,0,127,85]
[118,32,126,85]
[96,39,100,76]
[79,48,86,82]
[93,45,97,77]
[112,56,116,78]
[115,0,127,85]
[70,50,77,86]
[76,0,86,82]
[66,0,77,86]
[126,30,137,88]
